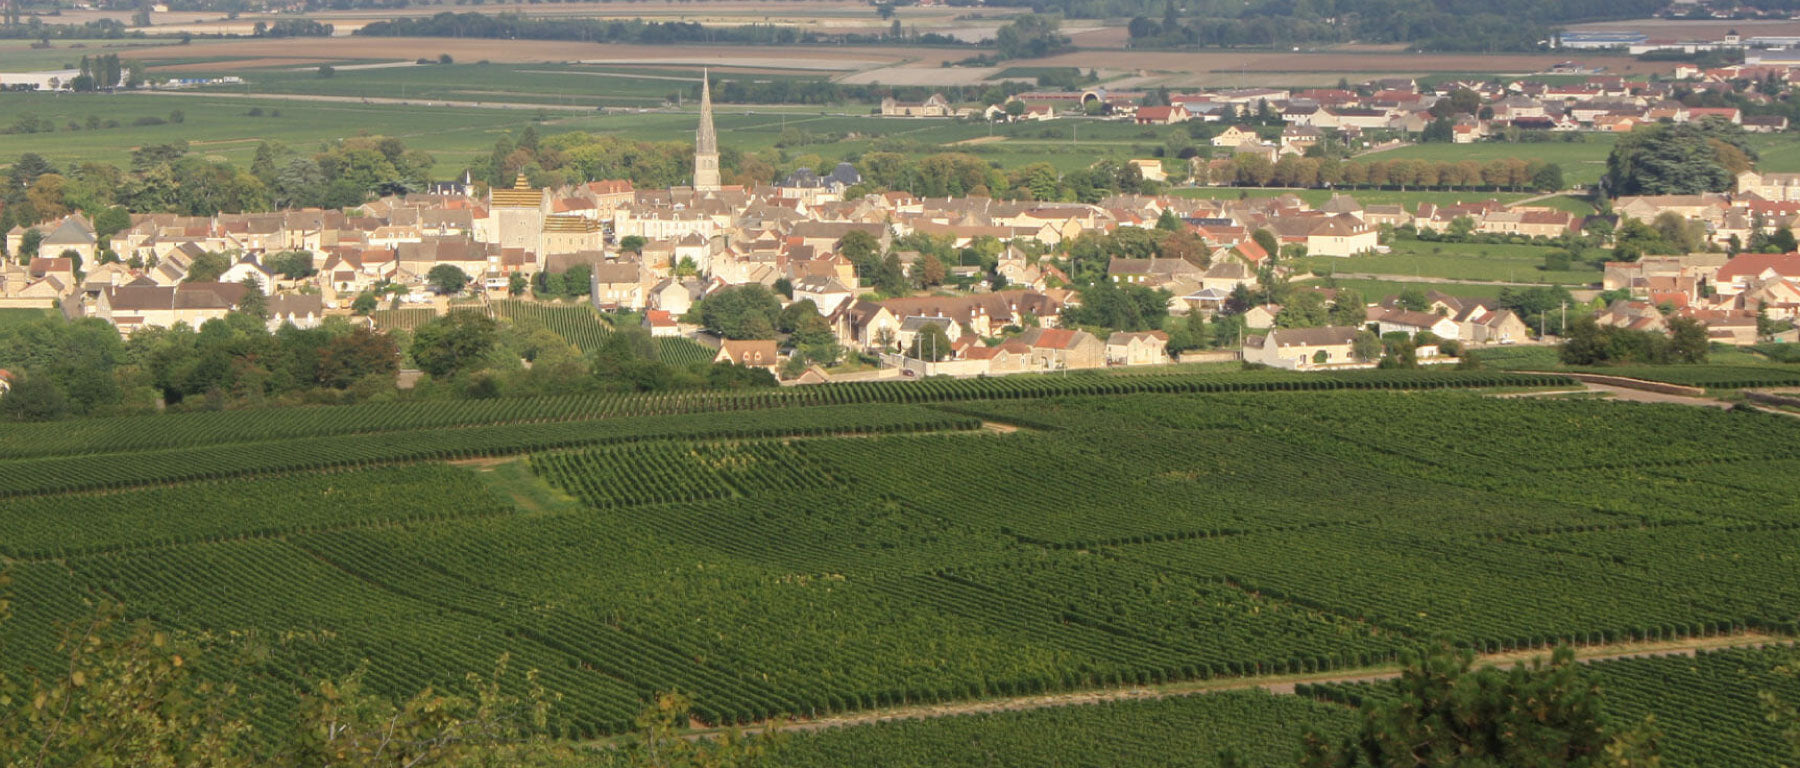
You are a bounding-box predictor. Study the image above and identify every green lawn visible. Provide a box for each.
[1746,133,1800,173]
[1354,137,1616,187]
[1303,276,1505,303]
[0,308,55,329]
[1294,239,1604,286]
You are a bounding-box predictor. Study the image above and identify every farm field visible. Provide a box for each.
[0,90,530,173]
[1293,239,1605,285]
[4,378,1800,752]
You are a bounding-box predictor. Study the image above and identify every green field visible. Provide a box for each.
[4,369,1799,755]
[1352,136,1617,187]
[0,90,530,173]
[1294,239,1604,285]
[0,38,186,71]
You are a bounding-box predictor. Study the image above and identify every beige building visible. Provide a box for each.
[881,93,954,117]
[488,175,547,252]
[1105,331,1169,366]
[1242,326,1367,370]
[1737,169,1800,202]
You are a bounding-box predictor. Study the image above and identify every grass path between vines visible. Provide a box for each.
[658,632,1791,740]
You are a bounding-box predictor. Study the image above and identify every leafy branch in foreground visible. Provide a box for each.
[1300,645,1661,768]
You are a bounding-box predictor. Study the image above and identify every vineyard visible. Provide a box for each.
[489,299,715,364]
[1,384,1797,757]
[490,300,614,353]
[0,369,1570,461]
[1298,647,1800,768]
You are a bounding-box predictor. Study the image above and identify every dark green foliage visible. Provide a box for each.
[1559,316,1708,366]
[410,311,497,379]
[1605,120,1754,197]
[692,285,783,340]
[1062,281,1172,332]
[1301,646,1659,767]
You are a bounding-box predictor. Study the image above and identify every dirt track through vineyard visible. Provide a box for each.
[659,632,1789,739]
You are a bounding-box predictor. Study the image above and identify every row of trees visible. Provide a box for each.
[1559,315,1711,365]
[0,136,434,246]
[1195,154,1566,193]
[0,301,402,420]
[357,12,810,44]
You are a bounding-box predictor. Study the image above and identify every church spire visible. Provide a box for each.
[694,68,721,192]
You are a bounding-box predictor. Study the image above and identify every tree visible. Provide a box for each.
[0,370,69,421]
[1061,282,1171,332]
[907,322,954,361]
[918,253,947,287]
[837,229,882,276]
[1155,208,1183,232]
[183,251,230,283]
[1351,329,1383,362]
[1396,287,1431,312]
[605,692,781,768]
[266,251,315,280]
[1251,229,1280,263]
[994,14,1072,60]
[1328,289,1366,327]
[875,252,909,297]
[1421,116,1455,143]
[427,264,470,295]
[1275,290,1329,329]
[619,235,646,254]
[409,312,497,379]
[351,292,378,316]
[1605,120,1752,196]
[16,230,42,262]
[314,327,398,389]
[694,284,782,340]
[1302,645,1660,768]
[1533,162,1565,192]
[235,276,267,320]
[508,272,528,297]
[1668,316,1710,363]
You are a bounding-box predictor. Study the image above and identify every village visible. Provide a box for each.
[3,66,1800,381]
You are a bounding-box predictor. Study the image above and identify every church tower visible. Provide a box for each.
[693,69,721,192]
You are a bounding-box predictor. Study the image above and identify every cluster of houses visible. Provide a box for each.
[2,170,1557,376]
[1598,249,1800,345]
[1611,168,1800,251]
[885,63,1797,154]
